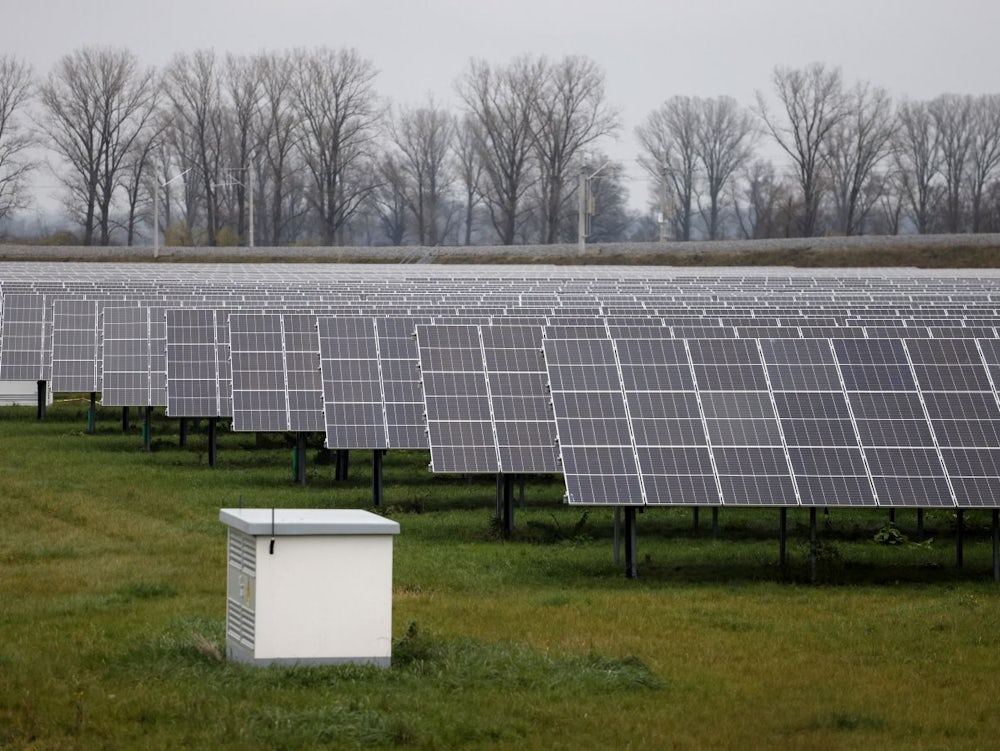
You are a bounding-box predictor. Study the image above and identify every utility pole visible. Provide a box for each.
[659,157,669,243]
[578,158,610,255]
[247,161,255,248]
[577,162,587,255]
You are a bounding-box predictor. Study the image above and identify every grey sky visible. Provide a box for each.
[3,0,998,210]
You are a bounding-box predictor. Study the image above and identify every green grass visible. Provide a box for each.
[3,401,1000,749]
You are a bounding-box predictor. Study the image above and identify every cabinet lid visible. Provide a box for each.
[220,508,400,536]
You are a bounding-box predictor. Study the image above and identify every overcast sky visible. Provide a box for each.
[3,0,999,211]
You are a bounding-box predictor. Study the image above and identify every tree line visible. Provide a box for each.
[0,47,997,247]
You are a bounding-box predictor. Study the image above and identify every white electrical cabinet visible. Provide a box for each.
[219,508,400,667]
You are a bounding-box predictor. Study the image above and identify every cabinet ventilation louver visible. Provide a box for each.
[226,529,256,649]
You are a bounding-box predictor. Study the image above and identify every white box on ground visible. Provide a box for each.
[219,508,400,667]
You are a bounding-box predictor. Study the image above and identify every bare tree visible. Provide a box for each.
[870,168,905,235]
[293,47,381,245]
[636,96,700,240]
[39,46,159,245]
[164,50,226,245]
[222,53,262,244]
[532,55,619,244]
[695,96,756,239]
[893,99,942,234]
[453,114,484,245]
[0,55,36,225]
[121,119,168,246]
[372,153,407,245]
[256,51,301,246]
[157,118,201,238]
[823,82,895,235]
[965,94,1000,233]
[390,97,455,245]
[930,93,974,232]
[756,63,846,236]
[457,56,544,245]
[731,159,796,239]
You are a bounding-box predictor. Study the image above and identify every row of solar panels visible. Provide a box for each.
[11,291,1000,390]
[6,264,1000,512]
[8,298,1000,510]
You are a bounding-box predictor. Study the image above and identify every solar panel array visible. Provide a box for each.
[51,299,99,393]
[8,262,1000,510]
[228,312,328,433]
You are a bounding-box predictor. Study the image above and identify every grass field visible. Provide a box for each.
[3,400,1000,750]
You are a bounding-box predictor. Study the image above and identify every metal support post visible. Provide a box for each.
[335,449,349,481]
[208,417,218,468]
[36,380,46,420]
[502,475,514,538]
[295,432,307,486]
[372,450,384,506]
[143,406,152,452]
[993,509,999,584]
[779,507,787,569]
[809,507,818,583]
[956,509,965,569]
[613,507,621,565]
[624,507,638,579]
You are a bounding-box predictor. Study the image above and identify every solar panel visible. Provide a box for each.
[908,338,1000,507]
[317,316,388,449]
[543,329,643,505]
[480,324,559,473]
[229,313,290,432]
[760,338,876,507]
[0,293,48,381]
[688,339,798,506]
[282,314,325,433]
[834,338,954,507]
[50,299,99,392]
[102,306,161,407]
[616,337,720,505]
[165,309,230,418]
[416,324,497,473]
[376,317,431,449]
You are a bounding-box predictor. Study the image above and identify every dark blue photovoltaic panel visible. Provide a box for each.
[229,313,288,432]
[760,338,875,507]
[480,324,559,473]
[317,317,388,449]
[165,309,231,418]
[836,338,953,507]
[282,314,325,433]
[689,339,797,505]
[543,334,642,505]
[906,338,991,391]
[0,293,49,381]
[102,306,167,407]
[417,324,497,473]
[833,338,915,392]
[908,338,1000,507]
[377,317,431,449]
[615,337,719,505]
[51,299,99,393]
[228,313,323,434]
